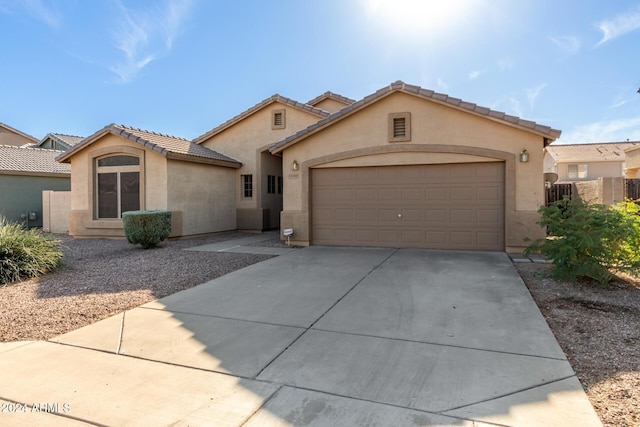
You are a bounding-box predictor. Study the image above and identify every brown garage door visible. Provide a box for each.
[311,163,504,250]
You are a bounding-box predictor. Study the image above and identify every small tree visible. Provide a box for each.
[122,210,172,249]
[525,198,640,285]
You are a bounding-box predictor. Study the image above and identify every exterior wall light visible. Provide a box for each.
[519,149,529,163]
[291,160,299,171]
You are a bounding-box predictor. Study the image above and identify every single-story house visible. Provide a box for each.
[271,81,561,251]
[34,133,85,151]
[57,81,561,252]
[0,123,38,147]
[0,145,71,227]
[544,141,639,182]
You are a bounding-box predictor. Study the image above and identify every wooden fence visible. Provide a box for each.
[546,179,640,205]
[545,183,573,206]
[626,179,640,200]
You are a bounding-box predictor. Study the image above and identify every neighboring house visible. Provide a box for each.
[57,81,561,252]
[544,142,639,182]
[622,144,640,178]
[0,123,38,147]
[34,133,84,151]
[270,81,561,251]
[0,145,71,227]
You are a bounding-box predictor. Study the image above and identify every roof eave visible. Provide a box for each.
[165,152,242,168]
[271,83,561,154]
[193,95,330,144]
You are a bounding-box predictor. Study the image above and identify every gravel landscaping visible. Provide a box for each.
[0,231,282,342]
[1,233,637,426]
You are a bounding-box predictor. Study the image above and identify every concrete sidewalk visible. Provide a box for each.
[0,246,602,426]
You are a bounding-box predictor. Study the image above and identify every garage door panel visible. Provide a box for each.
[311,163,504,250]
[426,188,448,201]
[450,209,474,224]
[425,210,448,223]
[477,210,501,224]
[451,187,475,201]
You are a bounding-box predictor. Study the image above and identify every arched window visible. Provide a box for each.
[96,155,140,218]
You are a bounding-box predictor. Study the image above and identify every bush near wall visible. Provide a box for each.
[122,210,172,249]
[0,218,63,285]
[525,198,640,285]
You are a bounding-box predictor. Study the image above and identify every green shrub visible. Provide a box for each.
[0,218,63,285]
[122,210,172,249]
[525,198,640,285]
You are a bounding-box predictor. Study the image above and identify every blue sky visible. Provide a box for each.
[1,0,639,144]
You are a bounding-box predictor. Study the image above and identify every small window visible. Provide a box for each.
[388,112,411,142]
[267,175,276,194]
[242,174,253,198]
[277,176,283,194]
[272,109,286,130]
[568,164,588,180]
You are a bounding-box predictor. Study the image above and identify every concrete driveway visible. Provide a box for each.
[0,245,601,426]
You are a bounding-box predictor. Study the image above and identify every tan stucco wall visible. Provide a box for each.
[166,160,236,236]
[574,177,625,205]
[0,128,35,146]
[67,134,167,238]
[279,92,549,251]
[624,148,640,177]
[555,161,624,182]
[199,101,320,230]
[42,190,71,233]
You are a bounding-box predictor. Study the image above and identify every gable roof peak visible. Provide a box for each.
[56,123,241,168]
[307,91,356,107]
[193,93,330,144]
[270,80,562,154]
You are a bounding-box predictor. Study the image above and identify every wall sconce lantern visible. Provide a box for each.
[291,160,299,171]
[519,149,529,163]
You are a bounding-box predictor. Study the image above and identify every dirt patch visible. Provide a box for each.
[515,262,640,427]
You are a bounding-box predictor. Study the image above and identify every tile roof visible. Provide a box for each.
[270,81,562,154]
[0,123,39,144]
[546,141,640,163]
[57,124,242,167]
[47,133,85,148]
[193,94,330,144]
[0,145,71,175]
[307,91,356,107]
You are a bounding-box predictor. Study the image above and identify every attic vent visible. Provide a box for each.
[388,112,411,142]
[272,109,286,130]
[393,118,406,137]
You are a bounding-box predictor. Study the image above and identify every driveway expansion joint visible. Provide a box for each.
[439,374,578,414]
[253,248,399,379]
[308,326,570,361]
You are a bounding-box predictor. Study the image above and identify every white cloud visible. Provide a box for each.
[110,0,193,83]
[436,78,448,91]
[0,0,61,28]
[468,69,486,80]
[595,5,640,47]
[548,35,581,54]
[491,96,523,118]
[559,116,640,144]
[525,83,547,110]
[497,58,514,72]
